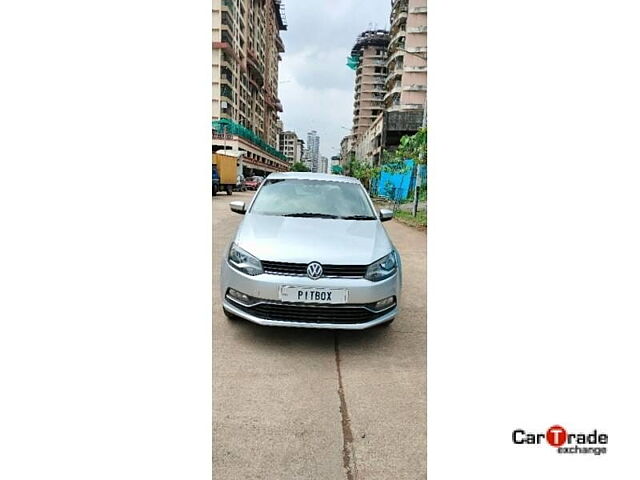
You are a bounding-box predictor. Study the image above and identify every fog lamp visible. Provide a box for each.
[373,296,395,311]
[228,288,251,304]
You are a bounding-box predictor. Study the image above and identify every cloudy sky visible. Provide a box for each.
[278,0,391,160]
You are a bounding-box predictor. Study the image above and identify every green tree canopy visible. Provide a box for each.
[290,162,309,172]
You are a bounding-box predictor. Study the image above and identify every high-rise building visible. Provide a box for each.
[278,130,298,163]
[350,30,390,142]
[386,0,427,114]
[320,156,329,174]
[306,130,320,172]
[350,1,426,165]
[212,0,289,175]
[295,138,304,163]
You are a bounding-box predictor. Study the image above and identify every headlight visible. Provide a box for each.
[228,243,263,276]
[365,251,397,282]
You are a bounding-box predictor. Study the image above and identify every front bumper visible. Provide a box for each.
[220,259,401,330]
[223,296,397,330]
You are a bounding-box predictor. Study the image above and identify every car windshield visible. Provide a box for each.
[249,178,376,219]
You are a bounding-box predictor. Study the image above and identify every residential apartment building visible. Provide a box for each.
[354,113,385,165]
[306,130,320,172]
[350,30,390,141]
[351,0,426,165]
[340,133,356,166]
[212,0,289,175]
[278,130,298,163]
[386,0,427,114]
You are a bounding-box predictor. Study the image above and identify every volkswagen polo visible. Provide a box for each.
[220,172,401,329]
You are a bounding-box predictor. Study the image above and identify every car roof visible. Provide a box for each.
[265,172,361,184]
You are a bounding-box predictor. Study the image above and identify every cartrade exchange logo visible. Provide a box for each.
[512,425,608,455]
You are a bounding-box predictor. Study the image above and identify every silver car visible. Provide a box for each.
[220,172,402,329]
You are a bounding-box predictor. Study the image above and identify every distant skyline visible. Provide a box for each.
[278,0,391,160]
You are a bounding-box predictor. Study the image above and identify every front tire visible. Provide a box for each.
[212,184,218,196]
[226,185,233,195]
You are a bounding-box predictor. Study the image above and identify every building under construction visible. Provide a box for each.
[349,30,390,142]
[345,1,426,167]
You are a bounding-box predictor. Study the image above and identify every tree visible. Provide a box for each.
[345,157,380,192]
[386,127,427,216]
[290,161,309,172]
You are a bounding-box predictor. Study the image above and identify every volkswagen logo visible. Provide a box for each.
[306,262,323,280]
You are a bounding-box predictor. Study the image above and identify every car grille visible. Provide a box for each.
[227,299,388,324]
[261,261,368,278]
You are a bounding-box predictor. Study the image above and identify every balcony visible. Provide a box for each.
[390,10,408,33]
[220,30,234,48]
[385,90,401,107]
[361,86,386,94]
[386,49,405,65]
[388,39,406,56]
[220,71,234,85]
[391,0,408,14]
[221,0,235,13]
[213,41,237,61]
[220,84,234,101]
[221,12,234,33]
[220,52,235,69]
[385,68,403,86]
[383,84,402,100]
[388,28,406,50]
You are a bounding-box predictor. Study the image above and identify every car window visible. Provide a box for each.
[249,179,375,218]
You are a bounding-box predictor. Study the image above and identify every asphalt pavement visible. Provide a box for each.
[213,190,426,479]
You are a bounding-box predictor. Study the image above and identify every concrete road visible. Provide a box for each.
[213,191,426,480]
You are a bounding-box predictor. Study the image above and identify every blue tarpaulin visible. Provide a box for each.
[374,160,426,200]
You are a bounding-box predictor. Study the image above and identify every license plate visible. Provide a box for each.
[279,286,348,304]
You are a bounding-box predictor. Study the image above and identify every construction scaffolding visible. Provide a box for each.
[212,118,288,162]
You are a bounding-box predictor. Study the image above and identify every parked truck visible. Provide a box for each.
[212,153,238,195]
[212,165,220,196]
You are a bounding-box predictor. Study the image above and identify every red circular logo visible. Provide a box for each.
[546,425,567,447]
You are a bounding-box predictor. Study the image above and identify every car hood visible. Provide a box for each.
[233,214,393,265]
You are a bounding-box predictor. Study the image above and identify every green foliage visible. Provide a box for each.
[384,127,427,165]
[345,157,380,190]
[379,128,427,217]
[379,150,411,174]
[290,162,309,172]
[419,185,427,202]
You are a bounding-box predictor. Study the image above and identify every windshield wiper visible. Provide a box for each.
[283,212,340,218]
[340,215,377,220]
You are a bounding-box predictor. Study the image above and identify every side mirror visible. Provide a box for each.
[230,201,246,215]
[379,209,393,222]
